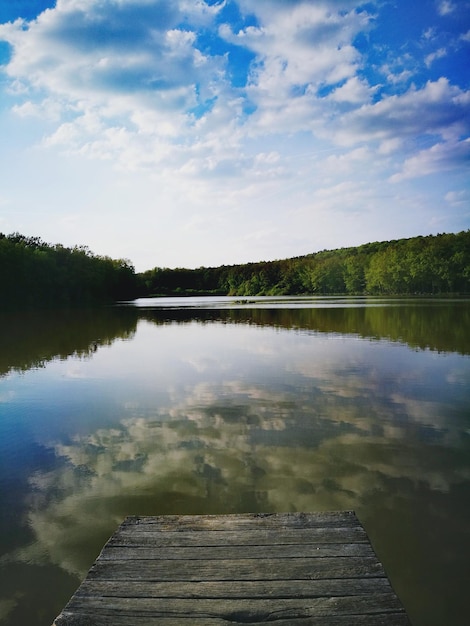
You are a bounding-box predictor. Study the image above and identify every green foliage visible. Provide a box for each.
[139,231,470,297]
[3,230,468,308]
[0,232,138,308]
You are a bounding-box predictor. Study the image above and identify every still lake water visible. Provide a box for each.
[0,296,469,625]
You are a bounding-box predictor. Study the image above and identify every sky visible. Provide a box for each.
[0,0,469,271]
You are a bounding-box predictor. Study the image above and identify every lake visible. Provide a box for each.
[0,296,469,625]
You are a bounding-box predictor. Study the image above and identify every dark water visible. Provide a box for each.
[0,296,469,625]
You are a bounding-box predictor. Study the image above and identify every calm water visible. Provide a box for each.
[0,296,469,625]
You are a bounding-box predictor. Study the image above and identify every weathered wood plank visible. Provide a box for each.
[87,556,386,581]
[122,511,360,531]
[109,526,369,547]
[64,594,406,619]
[53,512,410,625]
[99,541,375,560]
[55,612,411,626]
[74,577,394,600]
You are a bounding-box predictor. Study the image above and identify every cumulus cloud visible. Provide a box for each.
[327,76,377,104]
[0,0,468,266]
[333,78,470,145]
[0,0,238,170]
[225,3,371,134]
[390,138,470,182]
[0,0,376,169]
[1,0,468,181]
[327,77,470,187]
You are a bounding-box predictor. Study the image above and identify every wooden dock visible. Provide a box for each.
[53,512,410,625]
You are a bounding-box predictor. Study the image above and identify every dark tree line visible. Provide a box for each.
[0,233,137,308]
[139,231,470,297]
[2,230,468,308]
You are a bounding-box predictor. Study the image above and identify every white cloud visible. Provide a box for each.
[0,1,231,163]
[378,137,403,155]
[327,76,376,104]
[0,0,376,171]
[332,78,470,146]
[425,47,447,67]
[423,27,437,41]
[0,0,468,269]
[389,138,470,182]
[223,3,371,133]
[2,1,466,179]
[445,189,470,206]
[323,147,372,174]
[12,99,62,120]
[437,1,456,16]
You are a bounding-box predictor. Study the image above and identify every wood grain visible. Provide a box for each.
[53,512,410,625]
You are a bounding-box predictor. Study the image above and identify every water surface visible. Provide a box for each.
[0,297,469,625]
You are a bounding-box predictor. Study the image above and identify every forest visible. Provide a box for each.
[0,233,137,308]
[140,230,470,297]
[1,230,469,308]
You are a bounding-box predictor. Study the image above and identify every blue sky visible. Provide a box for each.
[0,0,469,271]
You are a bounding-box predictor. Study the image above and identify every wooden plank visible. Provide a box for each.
[109,526,369,547]
[63,594,406,618]
[87,556,386,581]
[122,511,360,530]
[53,512,410,625]
[74,577,394,600]
[99,541,375,560]
[54,611,410,626]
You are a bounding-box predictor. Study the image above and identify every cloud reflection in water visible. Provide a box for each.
[22,343,469,578]
[1,307,469,626]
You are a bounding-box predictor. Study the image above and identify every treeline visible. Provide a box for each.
[139,231,470,296]
[2,230,469,308]
[0,233,137,308]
